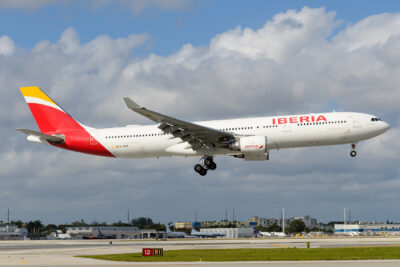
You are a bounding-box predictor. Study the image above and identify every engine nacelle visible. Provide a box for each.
[229,136,269,161]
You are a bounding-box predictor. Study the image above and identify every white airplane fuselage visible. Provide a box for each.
[18,87,390,175]
[90,112,389,159]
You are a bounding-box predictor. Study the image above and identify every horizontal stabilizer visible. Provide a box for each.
[14,129,65,144]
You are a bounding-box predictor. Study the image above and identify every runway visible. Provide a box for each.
[1,237,400,266]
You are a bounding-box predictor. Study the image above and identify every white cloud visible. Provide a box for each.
[333,13,400,51]
[210,7,338,62]
[0,7,399,223]
[0,36,15,56]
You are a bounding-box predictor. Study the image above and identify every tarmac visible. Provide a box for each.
[1,237,400,266]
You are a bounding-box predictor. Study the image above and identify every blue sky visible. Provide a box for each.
[1,0,400,225]
[2,0,400,56]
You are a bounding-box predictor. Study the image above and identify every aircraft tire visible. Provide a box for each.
[350,150,357,157]
[199,168,207,176]
[204,157,213,167]
[209,162,217,170]
[194,164,203,173]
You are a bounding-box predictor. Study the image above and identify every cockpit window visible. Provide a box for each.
[371,118,382,121]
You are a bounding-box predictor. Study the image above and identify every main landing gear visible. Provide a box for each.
[194,156,217,176]
[350,143,357,157]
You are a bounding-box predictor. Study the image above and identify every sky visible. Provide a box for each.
[1,0,400,225]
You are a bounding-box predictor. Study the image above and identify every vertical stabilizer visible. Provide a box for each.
[19,86,114,157]
[20,86,78,133]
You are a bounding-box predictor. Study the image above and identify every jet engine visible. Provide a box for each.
[229,136,269,161]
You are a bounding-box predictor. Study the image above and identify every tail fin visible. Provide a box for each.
[20,86,79,133]
[253,227,260,235]
[19,86,114,157]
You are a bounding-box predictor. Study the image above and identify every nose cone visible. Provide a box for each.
[381,121,390,133]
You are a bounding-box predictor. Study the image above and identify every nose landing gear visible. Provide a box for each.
[350,143,357,157]
[194,156,217,176]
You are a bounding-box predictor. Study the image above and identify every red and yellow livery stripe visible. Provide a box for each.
[20,86,114,157]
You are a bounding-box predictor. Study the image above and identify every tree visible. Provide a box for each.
[10,220,23,228]
[58,224,69,233]
[153,223,166,232]
[26,220,44,239]
[288,219,305,233]
[112,221,131,227]
[91,220,107,226]
[71,219,88,227]
[43,224,57,232]
[266,224,282,232]
[132,217,154,229]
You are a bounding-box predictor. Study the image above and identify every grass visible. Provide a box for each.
[78,247,400,262]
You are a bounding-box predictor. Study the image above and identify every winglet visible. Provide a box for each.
[123,97,141,110]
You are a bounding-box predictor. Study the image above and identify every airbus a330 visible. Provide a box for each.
[16,87,390,176]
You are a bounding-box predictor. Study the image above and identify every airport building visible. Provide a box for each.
[174,222,193,229]
[250,216,289,228]
[200,221,251,228]
[200,227,254,238]
[335,224,400,236]
[294,216,318,229]
[250,215,319,229]
[66,226,142,239]
[0,224,28,240]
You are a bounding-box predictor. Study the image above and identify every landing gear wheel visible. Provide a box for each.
[194,164,203,173]
[204,157,213,167]
[350,150,357,157]
[209,162,217,170]
[199,168,207,176]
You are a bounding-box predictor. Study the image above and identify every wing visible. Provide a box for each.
[123,97,235,150]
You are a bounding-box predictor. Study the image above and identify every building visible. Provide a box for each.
[0,224,28,240]
[294,216,318,229]
[201,220,251,228]
[335,224,400,236]
[66,226,141,239]
[200,227,254,238]
[250,216,289,229]
[174,222,193,229]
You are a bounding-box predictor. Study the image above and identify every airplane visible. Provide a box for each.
[253,227,272,237]
[190,228,226,238]
[16,87,390,176]
[272,232,287,237]
[166,226,189,238]
[253,228,287,238]
[48,230,71,240]
[82,229,115,239]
